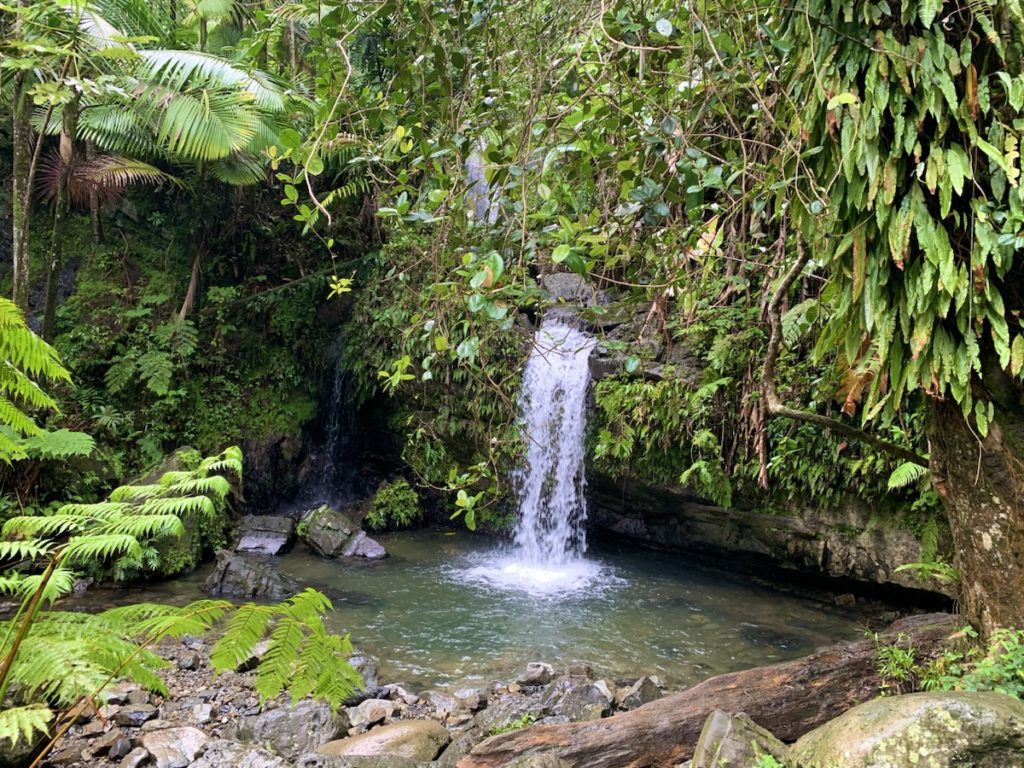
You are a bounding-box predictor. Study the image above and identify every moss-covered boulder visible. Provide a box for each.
[789,691,1024,768]
[299,504,387,559]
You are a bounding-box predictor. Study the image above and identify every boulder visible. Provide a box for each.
[690,710,787,768]
[518,663,555,687]
[540,273,607,307]
[616,676,663,710]
[790,691,1024,768]
[300,505,387,559]
[347,698,395,732]
[316,719,450,762]
[545,680,613,722]
[205,549,301,599]
[190,739,292,768]
[507,756,571,768]
[421,690,459,721]
[139,726,209,768]
[237,515,296,555]
[226,699,350,760]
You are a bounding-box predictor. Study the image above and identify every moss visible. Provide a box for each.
[365,479,422,531]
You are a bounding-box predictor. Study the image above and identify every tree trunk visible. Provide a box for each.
[41,97,78,341]
[928,373,1024,638]
[11,71,32,312]
[460,614,957,768]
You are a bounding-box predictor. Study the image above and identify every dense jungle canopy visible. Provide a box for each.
[2,0,1024,662]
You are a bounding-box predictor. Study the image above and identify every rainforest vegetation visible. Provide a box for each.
[2,0,1024,761]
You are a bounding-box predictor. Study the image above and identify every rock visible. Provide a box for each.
[93,729,126,752]
[140,726,209,768]
[119,748,150,768]
[789,691,1024,768]
[225,698,349,760]
[566,662,593,680]
[349,654,380,691]
[299,505,360,557]
[690,710,787,768]
[193,703,215,724]
[109,738,133,759]
[421,690,458,721]
[237,515,296,555]
[454,687,487,712]
[106,682,142,705]
[348,698,394,731]
[113,703,158,727]
[540,273,607,307]
[616,676,662,710]
[127,689,151,706]
[190,739,292,768]
[316,719,450,762]
[48,745,87,765]
[340,530,387,559]
[548,680,613,722]
[381,684,419,706]
[297,756,421,768]
[177,651,201,670]
[205,549,301,599]
[518,663,554,687]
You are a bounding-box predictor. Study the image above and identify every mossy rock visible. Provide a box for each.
[789,691,1024,768]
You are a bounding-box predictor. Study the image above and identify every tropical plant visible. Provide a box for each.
[364,478,421,531]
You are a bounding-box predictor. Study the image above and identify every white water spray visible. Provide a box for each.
[461,315,605,596]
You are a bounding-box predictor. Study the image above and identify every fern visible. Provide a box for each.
[887,461,929,490]
[0,705,52,750]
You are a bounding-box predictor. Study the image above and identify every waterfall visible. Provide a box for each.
[460,314,606,596]
[512,316,595,563]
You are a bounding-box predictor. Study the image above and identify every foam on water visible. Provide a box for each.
[457,553,615,598]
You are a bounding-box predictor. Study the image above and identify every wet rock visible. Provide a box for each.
[540,273,607,307]
[518,663,554,687]
[316,719,450,762]
[236,515,296,555]
[225,698,349,760]
[381,684,419,706]
[190,739,292,768]
[119,748,150,768]
[205,549,301,599]
[341,530,387,559]
[790,691,1024,767]
[299,505,360,557]
[113,703,158,727]
[616,676,662,710]
[690,710,786,768]
[140,726,209,768]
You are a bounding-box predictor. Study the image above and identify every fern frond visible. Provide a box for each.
[887,461,928,490]
[209,603,273,670]
[21,429,95,459]
[0,704,52,749]
[0,540,55,561]
[62,534,143,564]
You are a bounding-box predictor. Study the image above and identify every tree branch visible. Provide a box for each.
[760,237,929,468]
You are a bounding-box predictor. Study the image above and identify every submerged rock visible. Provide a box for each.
[690,710,786,768]
[315,719,450,762]
[236,515,296,555]
[300,505,387,559]
[205,550,301,599]
[790,691,1024,768]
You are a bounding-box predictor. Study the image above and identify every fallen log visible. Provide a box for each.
[459,613,958,768]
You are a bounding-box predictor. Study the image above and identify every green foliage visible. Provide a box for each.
[365,479,421,531]
[487,712,536,736]
[877,627,1024,701]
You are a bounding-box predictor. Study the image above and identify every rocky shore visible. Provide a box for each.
[35,635,668,768]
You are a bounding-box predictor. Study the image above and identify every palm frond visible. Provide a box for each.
[136,49,286,111]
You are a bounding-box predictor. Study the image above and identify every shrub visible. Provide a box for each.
[364,479,421,531]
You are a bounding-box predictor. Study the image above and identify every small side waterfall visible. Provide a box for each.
[462,314,608,596]
[512,317,595,562]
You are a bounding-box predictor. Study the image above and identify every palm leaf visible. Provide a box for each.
[136,49,286,111]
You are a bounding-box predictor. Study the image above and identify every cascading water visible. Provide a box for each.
[462,314,610,596]
[511,316,595,562]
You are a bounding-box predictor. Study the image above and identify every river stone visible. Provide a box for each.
[112,703,157,727]
[341,530,387,559]
[421,690,459,720]
[119,748,150,768]
[316,719,450,762]
[518,662,555,686]
[226,698,350,760]
[690,710,787,768]
[616,676,663,710]
[205,549,301,599]
[190,739,292,768]
[237,515,296,555]
[140,726,209,768]
[348,698,394,731]
[790,691,1024,768]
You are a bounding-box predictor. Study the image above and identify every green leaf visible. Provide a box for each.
[919,0,943,27]
[1011,335,1024,377]
[551,244,572,264]
[826,92,858,110]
